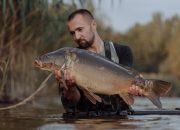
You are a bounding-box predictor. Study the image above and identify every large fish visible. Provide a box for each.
[34,47,171,109]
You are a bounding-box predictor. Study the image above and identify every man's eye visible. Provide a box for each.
[78,28,82,32]
[70,32,75,35]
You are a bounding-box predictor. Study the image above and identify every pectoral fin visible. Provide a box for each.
[83,89,102,104]
[119,93,134,105]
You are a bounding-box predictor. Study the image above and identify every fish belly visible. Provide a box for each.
[73,62,133,96]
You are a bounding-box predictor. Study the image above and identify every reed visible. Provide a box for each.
[0,4,47,102]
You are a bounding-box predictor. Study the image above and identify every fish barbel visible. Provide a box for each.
[34,47,172,109]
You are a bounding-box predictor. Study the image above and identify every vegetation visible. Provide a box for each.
[120,13,180,96]
[0,0,179,102]
[0,0,75,102]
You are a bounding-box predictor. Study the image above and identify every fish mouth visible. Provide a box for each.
[33,59,60,71]
[34,60,43,68]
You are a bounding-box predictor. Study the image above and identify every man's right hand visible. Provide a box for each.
[52,69,80,104]
[53,68,76,87]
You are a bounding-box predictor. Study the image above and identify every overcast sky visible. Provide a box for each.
[93,0,180,32]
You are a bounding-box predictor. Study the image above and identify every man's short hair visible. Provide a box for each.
[68,9,94,21]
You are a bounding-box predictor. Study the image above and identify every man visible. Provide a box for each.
[53,9,143,116]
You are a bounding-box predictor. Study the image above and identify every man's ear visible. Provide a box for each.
[91,20,97,29]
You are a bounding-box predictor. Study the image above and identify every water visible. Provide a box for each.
[0,97,180,130]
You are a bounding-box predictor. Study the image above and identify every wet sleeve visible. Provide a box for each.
[61,95,76,113]
[61,88,92,112]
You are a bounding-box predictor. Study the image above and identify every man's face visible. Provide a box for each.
[67,14,96,49]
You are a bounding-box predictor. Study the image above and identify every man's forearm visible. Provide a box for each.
[62,87,81,104]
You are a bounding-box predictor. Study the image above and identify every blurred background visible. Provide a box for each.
[0,0,180,103]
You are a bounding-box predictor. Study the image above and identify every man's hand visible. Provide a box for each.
[52,68,76,87]
[129,85,144,96]
[52,68,80,103]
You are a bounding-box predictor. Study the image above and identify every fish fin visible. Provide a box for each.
[119,93,134,105]
[146,92,162,109]
[150,79,172,96]
[83,90,102,104]
[144,79,172,109]
[125,66,139,74]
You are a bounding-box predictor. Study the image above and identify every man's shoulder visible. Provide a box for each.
[112,42,132,53]
[110,41,133,67]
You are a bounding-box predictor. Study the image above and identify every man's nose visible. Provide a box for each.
[74,32,81,40]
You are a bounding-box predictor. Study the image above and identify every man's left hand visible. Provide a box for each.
[129,85,144,96]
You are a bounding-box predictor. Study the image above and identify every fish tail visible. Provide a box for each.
[144,79,172,109]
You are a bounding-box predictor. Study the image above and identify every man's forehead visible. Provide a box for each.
[67,15,91,30]
[68,15,84,26]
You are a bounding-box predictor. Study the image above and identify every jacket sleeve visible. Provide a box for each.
[113,43,133,67]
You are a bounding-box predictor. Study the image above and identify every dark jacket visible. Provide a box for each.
[61,41,133,114]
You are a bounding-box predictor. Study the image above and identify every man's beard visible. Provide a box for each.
[77,36,94,49]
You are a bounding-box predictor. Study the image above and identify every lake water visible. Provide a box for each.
[0,97,180,130]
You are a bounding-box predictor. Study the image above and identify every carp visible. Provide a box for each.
[34,47,171,109]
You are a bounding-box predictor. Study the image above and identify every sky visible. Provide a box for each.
[93,0,180,32]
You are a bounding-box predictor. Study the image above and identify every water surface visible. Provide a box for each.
[0,97,180,130]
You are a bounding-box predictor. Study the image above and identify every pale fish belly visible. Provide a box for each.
[72,57,134,96]
[74,69,131,95]
[73,66,116,95]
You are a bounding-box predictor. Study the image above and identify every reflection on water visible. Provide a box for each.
[0,97,180,130]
